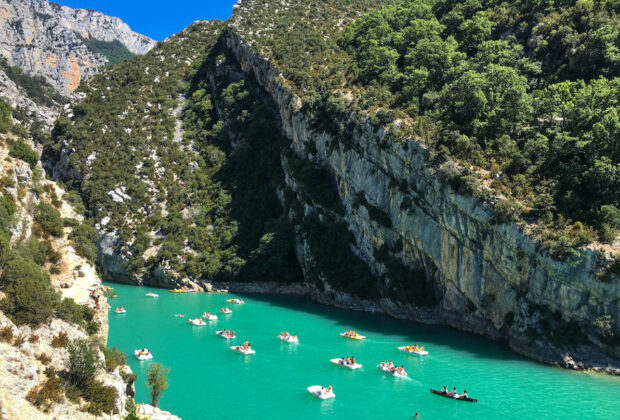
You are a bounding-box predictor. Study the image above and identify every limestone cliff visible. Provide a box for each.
[220,28,620,373]
[0,0,155,95]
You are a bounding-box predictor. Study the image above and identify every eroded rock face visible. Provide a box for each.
[0,0,156,95]
[222,28,620,372]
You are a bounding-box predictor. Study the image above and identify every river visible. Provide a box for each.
[106,283,620,419]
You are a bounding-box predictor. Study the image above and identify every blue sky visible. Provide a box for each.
[57,0,238,41]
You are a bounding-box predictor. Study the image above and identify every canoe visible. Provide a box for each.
[430,388,477,403]
[170,289,184,293]
[307,385,335,400]
[330,358,362,370]
[397,346,428,356]
[340,333,366,340]
[230,346,255,355]
[134,350,153,360]
[377,364,407,377]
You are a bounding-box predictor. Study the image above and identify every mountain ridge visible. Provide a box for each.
[0,0,156,96]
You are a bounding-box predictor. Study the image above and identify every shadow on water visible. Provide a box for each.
[228,291,527,364]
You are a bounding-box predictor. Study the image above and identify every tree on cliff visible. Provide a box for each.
[146,363,169,408]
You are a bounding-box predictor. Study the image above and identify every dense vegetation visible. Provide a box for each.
[76,34,136,64]
[0,133,97,331]
[48,21,303,284]
[0,57,65,107]
[46,22,225,281]
[232,0,620,256]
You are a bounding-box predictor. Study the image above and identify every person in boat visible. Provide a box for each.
[351,356,356,365]
[442,386,448,394]
[414,413,419,419]
[243,340,250,349]
[451,387,459,398]
[412,344,419,351]
[462,390,468,399]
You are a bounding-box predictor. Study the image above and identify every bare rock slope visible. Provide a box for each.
[0,0,156,95]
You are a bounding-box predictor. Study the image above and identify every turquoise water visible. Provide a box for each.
[106,284,620,419]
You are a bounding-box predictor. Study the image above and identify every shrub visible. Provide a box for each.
[125,397,137,417]
[66,338,102,387]
[1,276,59,326]
[83,378,118,415]
[56,298,94,328]
[29,333,39,343]
[102,346,127,372]
[0,325,14,343]
[494,198,523,223]
[0,255,49,288]
[51,331,68,348]
[34,202,64,237]
[0,101,11,133]
[594,315,616,345]
[26,376,65,412]
[68,223,99,262]
[62,191,86,215]
[36,353,52,365]
[120,370,137,384]
[9,140,38,167]
[11,123,29,138]
[13,334,26,347]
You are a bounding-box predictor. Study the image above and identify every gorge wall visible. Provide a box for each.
[0,0,155,96]
[220,28,620,373]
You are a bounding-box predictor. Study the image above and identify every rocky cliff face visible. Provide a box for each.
[221,28,620,372]
[0,0,155,95]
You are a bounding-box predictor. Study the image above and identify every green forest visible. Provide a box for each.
[232,0,620,257]
[47,22,301,284]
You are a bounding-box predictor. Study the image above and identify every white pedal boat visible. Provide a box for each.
[278,334,299,343]
[145,292,159,298]
[220,308,232,314]
[330,358,362,370]
[114,308,126,314]
[398,346,428,356]
[307,385,335,400]
[216,330,235,339]
[134,350,153,360]
[377,364,407,377]
[202,313,218,320]
[230,346,255,355]
[188,318,206,326]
